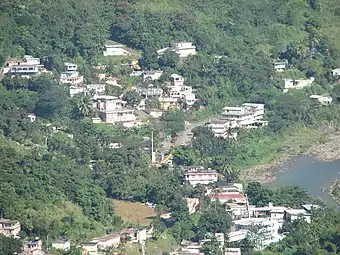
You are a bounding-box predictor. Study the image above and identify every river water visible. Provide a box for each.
[271,156,340,205]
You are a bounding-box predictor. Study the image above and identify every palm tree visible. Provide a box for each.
[75,95,92,117]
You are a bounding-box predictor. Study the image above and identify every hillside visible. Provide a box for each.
[1,0,340,254]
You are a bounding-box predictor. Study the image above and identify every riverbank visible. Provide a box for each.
[329,179,340,204]
[240,126,340,184]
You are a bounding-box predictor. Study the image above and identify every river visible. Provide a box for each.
[270,156,340,205]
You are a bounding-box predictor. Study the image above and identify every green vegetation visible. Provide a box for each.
[1,0,340,253]
[0,236,22,255]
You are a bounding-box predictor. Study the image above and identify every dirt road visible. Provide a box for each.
[160,117,212,154]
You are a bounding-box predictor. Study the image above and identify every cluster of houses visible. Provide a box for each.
[136,72,197,111]
[0,218,48,255]
[0,217,154,255]
[207,103,268,139]
[171,237,241,255]
[80,226,153,255]
[102,41,197,60]
[273,59,336,104]
[181,165,320,251]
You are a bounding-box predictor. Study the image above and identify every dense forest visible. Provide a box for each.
[1,0,340,254]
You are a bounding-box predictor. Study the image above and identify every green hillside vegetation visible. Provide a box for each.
[1,0,340,254]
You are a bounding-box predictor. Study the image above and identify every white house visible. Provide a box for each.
[284,209,312,223]
[136,99,146,110]
[27,113,37,122]
[137,86,163,97]
[273,60,288,72]
[8,64,40,78]
[207,119,238,139]
[59,71,84,86]
[310,95,332,105]
[143,70,163,81]
[69,86,85,97]
[0,219,21,238]
[332,68,340,76]
[184,166,218,186]
[249,203,287,220]
[103,44,130,56]
[65,62,77,71]
[221,103,268,128]
[282,77,315,93]
[170,73,185,87]
[52,238,70,251]
[24,55,41,65]
[225,248,242,255]
[172,42,197,58]
[147,109,163,118]
[92,95,138,127]
[233,218,285,250]
[82,233,121,255]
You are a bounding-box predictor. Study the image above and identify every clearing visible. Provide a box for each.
[113,199,156,226]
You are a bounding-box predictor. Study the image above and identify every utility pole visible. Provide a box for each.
[151,131,156,163]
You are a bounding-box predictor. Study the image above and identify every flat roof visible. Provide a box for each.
[0,219,19,224]
[285,209,311,215]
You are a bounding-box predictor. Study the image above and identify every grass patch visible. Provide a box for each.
[113,199,156,226]
[146,233,177,255]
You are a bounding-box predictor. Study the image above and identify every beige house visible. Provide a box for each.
[0,219,21,238]
[82,233,121,255]
[92,95,137,127]
[51,238,70,251]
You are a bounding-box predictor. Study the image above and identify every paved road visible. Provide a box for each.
[160,117,213,154]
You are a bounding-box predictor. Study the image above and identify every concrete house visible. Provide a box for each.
[332,68,340,76]
[65,62,78,71]
[184,166,218,186]
[27,113,37,122]
[59,71,84,86]
[158,96,179,110]
[3,55,45,78]
[220,103,268,129]
[310,95,332,105]
[233,218,285,250]
[136,84,163,97]
[282,77,315,93]
[273,60,288,72]
[143,70,164,81]
[249,203,287,220]
[147,108,163,118]
[51,238,71,251]
[82,233,121,255]
[69,86,85,97]
[207,119,238,139]
[103,44,130,56]
[23,238,43,255]
[172,42,197,58]
[170,73,185,87]
[92,95,137,127]
[0,219,21,238]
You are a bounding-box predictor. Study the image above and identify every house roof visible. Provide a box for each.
[210,193,246,200]
[0,219,19,224]
[171,73,183,79]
